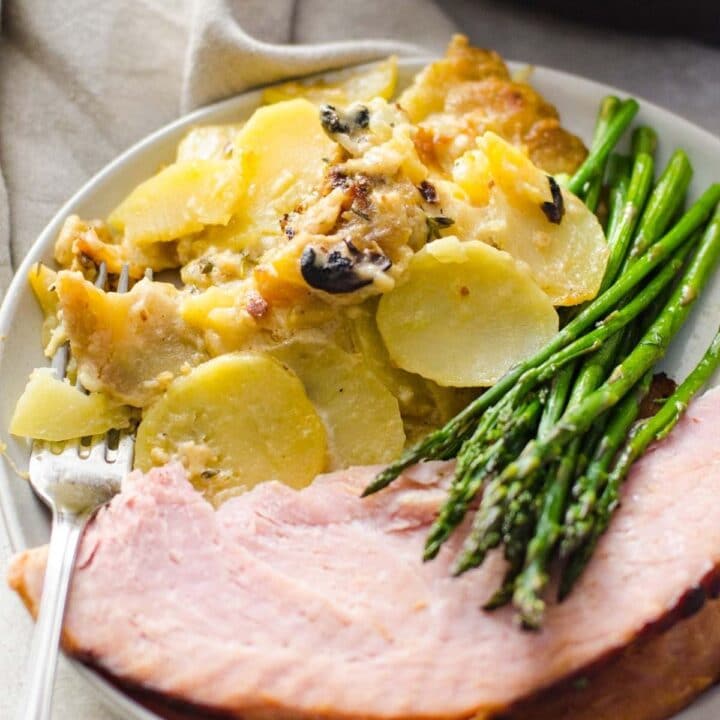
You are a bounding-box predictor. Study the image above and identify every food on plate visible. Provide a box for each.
[8,33,720,720]
[12,35,600,501]
[108,159,244,246]
[226,98,341,254]
[268,340,405,469]
[400,35,587,175]
[176,123,244,162]
[135,353,326,504]
[27,262,60,349]
[9,387,720,720]
[262,56,398,106]
[376,236,559,386]
[9,368,132,441]
[455,132,608,305]
[56,272,206,407]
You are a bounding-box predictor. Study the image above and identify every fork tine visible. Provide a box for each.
[95,261,108,290]
[118,263,130,292]
[51,344,68,380]
[87,438,108,464]
[117,433,135,456]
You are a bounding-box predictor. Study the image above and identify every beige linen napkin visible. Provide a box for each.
[183,0,451,110]
[0,0,454,300]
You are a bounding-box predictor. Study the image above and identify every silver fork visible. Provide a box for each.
[18,263,135,720]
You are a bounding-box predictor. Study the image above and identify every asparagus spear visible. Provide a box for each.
[582,97,621,213]
[631,125,658,159]
[558,369,654,589]
[423,393,545,561]
[627,149,693,263]
[600,135,656,287]
[363,185,720,497]
[512,437,582,628]
[567,99,640,197]
[562,322,720,595]
[603,154,632,235]
[482,369,576,609]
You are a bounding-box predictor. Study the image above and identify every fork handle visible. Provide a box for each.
[18,510,87,720]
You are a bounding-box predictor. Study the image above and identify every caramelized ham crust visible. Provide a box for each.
[9,387,720,720]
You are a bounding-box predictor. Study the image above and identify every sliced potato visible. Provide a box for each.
[57,272,206,407]
[269,340,404,469]
[180,282,258,354]
[28,263,58,317]
[135,353,326,504]
[455,132,608,306]
[348,301,437,420]
[231,99,340,242]
[28,263,60,349]
[377,236,558,387]
[108,159,244,245]
[176,124,244,162]
[10,368,132,441]
[262,58,397,106]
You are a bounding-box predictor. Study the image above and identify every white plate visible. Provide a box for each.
[1,57,720,720]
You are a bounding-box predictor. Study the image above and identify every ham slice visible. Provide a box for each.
[9,386,720,720]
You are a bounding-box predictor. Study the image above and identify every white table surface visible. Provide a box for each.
[1,1,718,718]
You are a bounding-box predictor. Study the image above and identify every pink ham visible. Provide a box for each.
[9,386,720,720]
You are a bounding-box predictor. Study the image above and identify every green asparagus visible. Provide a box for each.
[567,99,639,196]
[562,320,720,595]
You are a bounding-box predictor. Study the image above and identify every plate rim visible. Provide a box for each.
[1,55,720,720]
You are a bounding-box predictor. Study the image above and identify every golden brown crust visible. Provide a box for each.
[113,601,720,720]
[401,35,587,176]
[503,596,720,720]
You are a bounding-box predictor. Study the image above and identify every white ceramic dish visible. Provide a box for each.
[2,57,720,720]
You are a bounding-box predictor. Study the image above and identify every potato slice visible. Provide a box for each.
[377,236,558,387]
[230,99,340,243]
[180,282,258,355]
[262,58,397,106]
[10,368,132,441]
[176,124,244,162]
[108,159,243,245]
[269,340,404,469]
[28,263,58,317]
[57,272,206,407]
[28,263,61,349]
[135,353,326,505]
[454,132,608,306]
[348,301,437,419]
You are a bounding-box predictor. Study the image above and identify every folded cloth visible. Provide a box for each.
[0,172,9,296]
[0,0,454,300]
[183,0,452,110]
